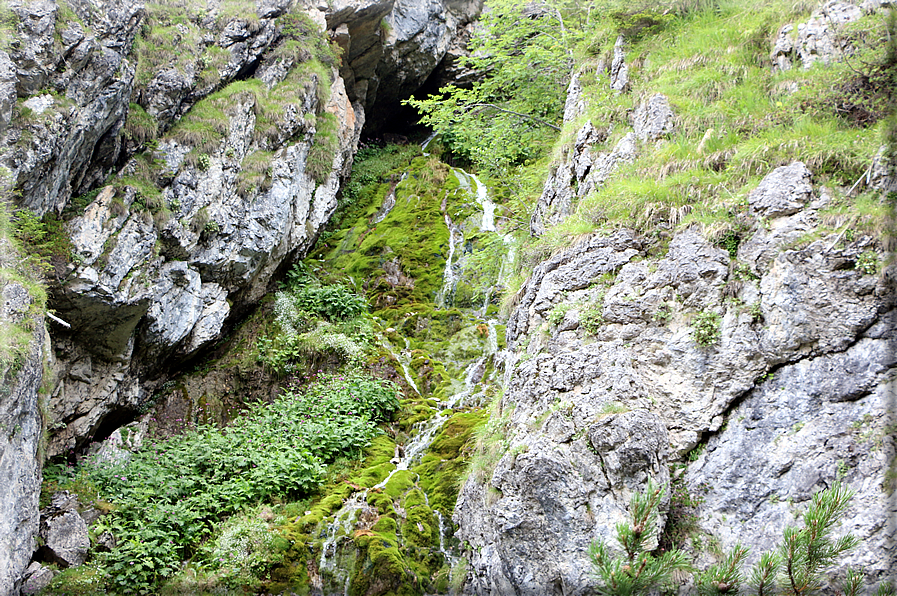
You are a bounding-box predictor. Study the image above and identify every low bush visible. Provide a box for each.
[58,374,398,592]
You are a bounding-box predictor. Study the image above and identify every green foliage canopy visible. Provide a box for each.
[404,0,587,175]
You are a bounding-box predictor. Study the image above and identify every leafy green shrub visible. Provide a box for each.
[590,480,690,595]
[691,310,721,347]
[611,7,674,41]
[60,373,398,592]
[203,512,287,587]
[855,250,879,275]
[289,283,368,322]
[581,304,605,335]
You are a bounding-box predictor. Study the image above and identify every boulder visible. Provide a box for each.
[21,562,57,595]
[747,161,814,219]
[39,492,90,568]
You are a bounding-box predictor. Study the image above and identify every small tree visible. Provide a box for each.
[696,543,749,595]
[741,482,878,596]
[589,480,690,596]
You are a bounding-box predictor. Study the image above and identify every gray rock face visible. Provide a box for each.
[632,93,676,142]
[687,323,896,578]
[797,0,863,67]
[530,127,637,236]
[0,248,45,596]
[870,145,896,194]
[771,0,876,71]
[39,491,90,568]
[322,0,482,131]
[44,69,362,456]
[609,35,629,93]
[1,0,142,216]
[455,409,671,596]
[530,70,659,236]
[457,162,896,592]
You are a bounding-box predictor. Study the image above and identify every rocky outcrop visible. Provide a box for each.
[1,0,142,216]
[321,0,483,131]
[44,64,362,454]
[455,408,670,596]
[770,0,885,71]
[457,163,896,592]
[530,88,673,236]
[0,245,46,596]
[0,0,481,458]
[38,491,90,568]
[687,322,896,574]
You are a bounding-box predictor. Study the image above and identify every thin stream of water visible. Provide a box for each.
[315,132,511,591]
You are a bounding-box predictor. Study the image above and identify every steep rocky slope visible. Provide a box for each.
[456,168,895,593]
[0,0,895,593]
[453,1,896,594]
[0,0,480,461]
[0,214,47,596]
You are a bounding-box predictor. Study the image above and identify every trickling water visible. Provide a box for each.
[421,132,438,153]
[436,209,462,308]
[372,187,397,224]
[313,131,515,592]
[318,494,369,592]
[382,336,421,396]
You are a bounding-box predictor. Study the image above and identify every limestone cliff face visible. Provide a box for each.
[456,163,896,593]
[0,244,47,596]
[325,0,483,131]
[466,165,897,596]
[0,0,478,458]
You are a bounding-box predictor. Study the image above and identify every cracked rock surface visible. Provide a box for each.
[456,162,896,594]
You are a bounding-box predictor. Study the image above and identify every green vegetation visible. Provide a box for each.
[122,103,158,146]
[0,3,18,51]
[405,0,573,177]
[590,480,690,595]
[306,112,339,184]
[691,310,722,347]
[408,0,894,270]
[51,374,399,592]
[256,271,373,375]
[595,482,880,596]
[0,203,49,395]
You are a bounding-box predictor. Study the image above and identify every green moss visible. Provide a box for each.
[383,469,415,499]
[312,153,453,311]
[414,411,486,515]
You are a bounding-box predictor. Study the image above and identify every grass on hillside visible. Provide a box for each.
[523,0,894,262]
